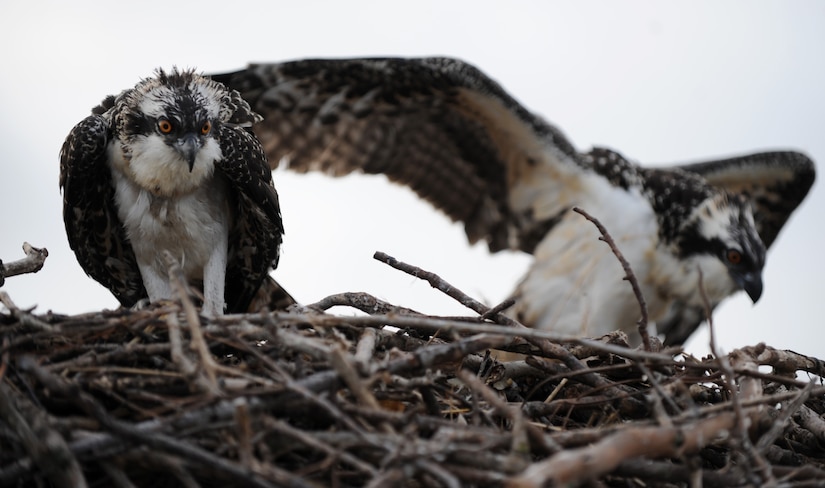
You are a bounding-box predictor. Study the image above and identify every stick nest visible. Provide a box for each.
[2,253,825,487]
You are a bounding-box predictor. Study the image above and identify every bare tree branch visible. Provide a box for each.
[573,207,652,351]
[0,242,49,286]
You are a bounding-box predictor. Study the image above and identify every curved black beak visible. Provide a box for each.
[733,271,763,303]
[176,133,201,171]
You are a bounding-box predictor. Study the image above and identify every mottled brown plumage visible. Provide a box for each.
[61,68,289,314]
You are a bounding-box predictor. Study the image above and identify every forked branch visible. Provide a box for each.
[572,207,651,351]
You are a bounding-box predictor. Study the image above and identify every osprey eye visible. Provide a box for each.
[158,119,173,134]
[201,121,212,135]
[726,249,743,265]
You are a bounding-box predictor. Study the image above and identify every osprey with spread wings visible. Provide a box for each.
[213,58,814,343]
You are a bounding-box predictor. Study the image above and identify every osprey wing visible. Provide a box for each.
[59,114,147,307]
[211,57,587,254]
[216,124,284,312]
[675,151,815,248]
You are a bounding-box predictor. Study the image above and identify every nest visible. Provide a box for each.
[2,250,825,488]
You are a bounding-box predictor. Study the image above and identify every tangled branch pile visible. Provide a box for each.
[1,253,825,487]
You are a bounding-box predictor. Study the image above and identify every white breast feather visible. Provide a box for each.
[107,137,231,314]
[511,170,740,341]
[511,173,658,337]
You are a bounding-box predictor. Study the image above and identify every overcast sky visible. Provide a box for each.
[1,1,823,357]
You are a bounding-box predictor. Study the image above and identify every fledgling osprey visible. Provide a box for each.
[60,68,287,315]
[212,58,814,343]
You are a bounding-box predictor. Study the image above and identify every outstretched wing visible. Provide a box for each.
[216,125,285,313]
[59,115,147,307]
[211,57,586,254]
[655,151,815,346]
[674,151,815,248]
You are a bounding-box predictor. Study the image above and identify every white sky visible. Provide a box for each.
[1,1,823,357]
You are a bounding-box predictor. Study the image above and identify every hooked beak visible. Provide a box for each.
[733,271,763,303]
[176,134,201,171]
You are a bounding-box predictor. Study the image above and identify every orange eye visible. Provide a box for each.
[158,119,173,134]
[201,121,212,135]
[726,249,742,265]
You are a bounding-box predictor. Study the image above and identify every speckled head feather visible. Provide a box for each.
[111,68,262,146]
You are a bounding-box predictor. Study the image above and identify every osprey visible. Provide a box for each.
[212,58,814,343]
[60,68,287,315]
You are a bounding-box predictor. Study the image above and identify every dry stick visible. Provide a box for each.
[508,410,739,487]
[233,397,259,471]
[275,311,674,364]
[794,403,825,446]
[0,242,49,285]
[457,369,531,463]
[163,251,220,395]
[481,298,517,321]
[166,312,200,383]
[374,251,489,318]
[135,451,200,488]
[238,321,371,437]
[371,252,651,396]
[262,417,378,477]
[0,291,56,332]
[99,461,139,488]
[0,382,88,488]
[307,291,422,316]
[738,343,825,377]
[415,459,462,488]
[698,269,774,486]
[328,346,383,412]
[16,356,310,488]
[572,207,652,351]
[727,349,776,486]
[633,361,677,427]
[354,327,378,370]
[613,457,748,486]
[755,380,816,452]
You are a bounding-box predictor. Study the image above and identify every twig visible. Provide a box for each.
[273,311,674,364]
[699,269,774,486]
[163,251,220,395]
[0,291,55,331]
[457,370,531,463]
[329,346,383,412]
[371,251,658,398]
[0,242,49,285]
[262,417,377,477]
[306,291,421,316]
[572,207,651,351]
[374,251,492,318]
[16,356,308,488]
[755,380,816,452]
[0,382,87,488]
[233,397,259,471]
[354,327,378,371]
[480,298,517,321]
[509,410,738,487]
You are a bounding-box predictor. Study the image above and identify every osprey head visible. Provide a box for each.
[109,68,260,196]
[678,193,766,303]
[120,68,223,165]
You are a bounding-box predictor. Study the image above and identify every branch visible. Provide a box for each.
[0,242,49,285]
[16,356,307,488]
[371,251,657,399]
[572,207,651,351]
[508,411,738,487]
[373,251,516,325]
